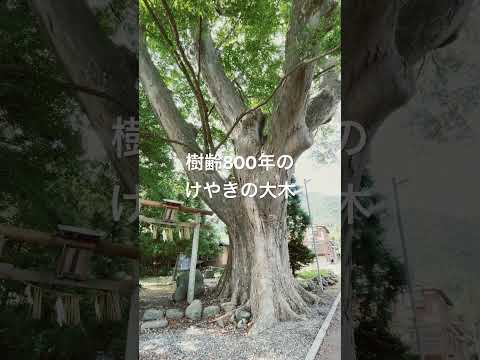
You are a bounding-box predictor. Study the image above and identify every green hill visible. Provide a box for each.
[301,192,340,228]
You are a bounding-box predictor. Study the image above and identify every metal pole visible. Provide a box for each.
[392,177,423,358]
[304,178,324,291]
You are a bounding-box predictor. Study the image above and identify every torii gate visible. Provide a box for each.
[139,199,213,303]
[0,223,140,359]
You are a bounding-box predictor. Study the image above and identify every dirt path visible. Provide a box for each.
[314,307,340,360]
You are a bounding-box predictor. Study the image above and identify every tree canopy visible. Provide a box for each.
[140,0,340,154]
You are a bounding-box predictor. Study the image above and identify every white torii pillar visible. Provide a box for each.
[187,214,201,304]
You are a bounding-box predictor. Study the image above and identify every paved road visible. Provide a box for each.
[315,307,340,360]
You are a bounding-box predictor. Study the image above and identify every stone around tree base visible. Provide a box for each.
[142,308,164,321]
[141,319,168,330]
[166,308,184,320]
[185,299,203,320]
[203,305,220,318]
[221,302,235,313]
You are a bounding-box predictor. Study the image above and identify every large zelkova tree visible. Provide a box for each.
[342,1,474,359]
[139,0,340,334]
[0,2,137,358]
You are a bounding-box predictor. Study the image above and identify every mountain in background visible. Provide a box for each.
[211,192,341,245]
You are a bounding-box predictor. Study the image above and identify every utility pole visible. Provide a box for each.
[392,177,423,358]
[304,178,323,291]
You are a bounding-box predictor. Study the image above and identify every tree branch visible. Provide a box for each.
[193,21,247,130]
[343,0,473,132]
[0,64,131,112]
[139,31,232,220]
[144,0,214,153]
[196,17,202,83]
[313,63,338,81]
[307,63,340,131]
[140,32,201,156]
[214,45,339,153]
[397,0,474,65]
[158,0,214,152]
[271,0,339,158]
[30,0,138,193]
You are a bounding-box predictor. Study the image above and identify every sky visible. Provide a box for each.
[294,105,341,196]
[295,149,340,195]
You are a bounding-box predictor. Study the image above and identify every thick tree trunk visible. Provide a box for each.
[341,2,473,359]
[31,0,138,193]
[215,198,318,334]
[216,218,252,305]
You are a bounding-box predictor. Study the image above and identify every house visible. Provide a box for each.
[303,225,337,264]
[214,242,229,267]
[202,239,229,267]
[391,287,475,360]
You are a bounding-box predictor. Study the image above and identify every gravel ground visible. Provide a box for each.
[139,290,337,360]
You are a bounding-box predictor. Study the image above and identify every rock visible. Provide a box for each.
[185,299,203,320]
[302,280,315,291]
[166,308,184,320]
[141,319,168,330]
[237,319,247,329]
[142,308,164,321]
[203,305,220,318]
[235,309,251,321]
[174,270,204,302]
[216,318,225,327]
[221,302,235,313]
[174,285,187,302]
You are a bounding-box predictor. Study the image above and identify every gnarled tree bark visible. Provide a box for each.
[30,0,138,193]
[342,1,473,359]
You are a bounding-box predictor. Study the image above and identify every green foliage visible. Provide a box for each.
[0,3,132,358]
[139,80,222,275]
[141,0,340,145]
[139,216,222,275]
[296,268,329,280]
[352,176,417,360]
[0,279,129,360]
[287,180,315,275]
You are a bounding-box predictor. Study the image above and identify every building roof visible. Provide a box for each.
[423,288,454,306]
